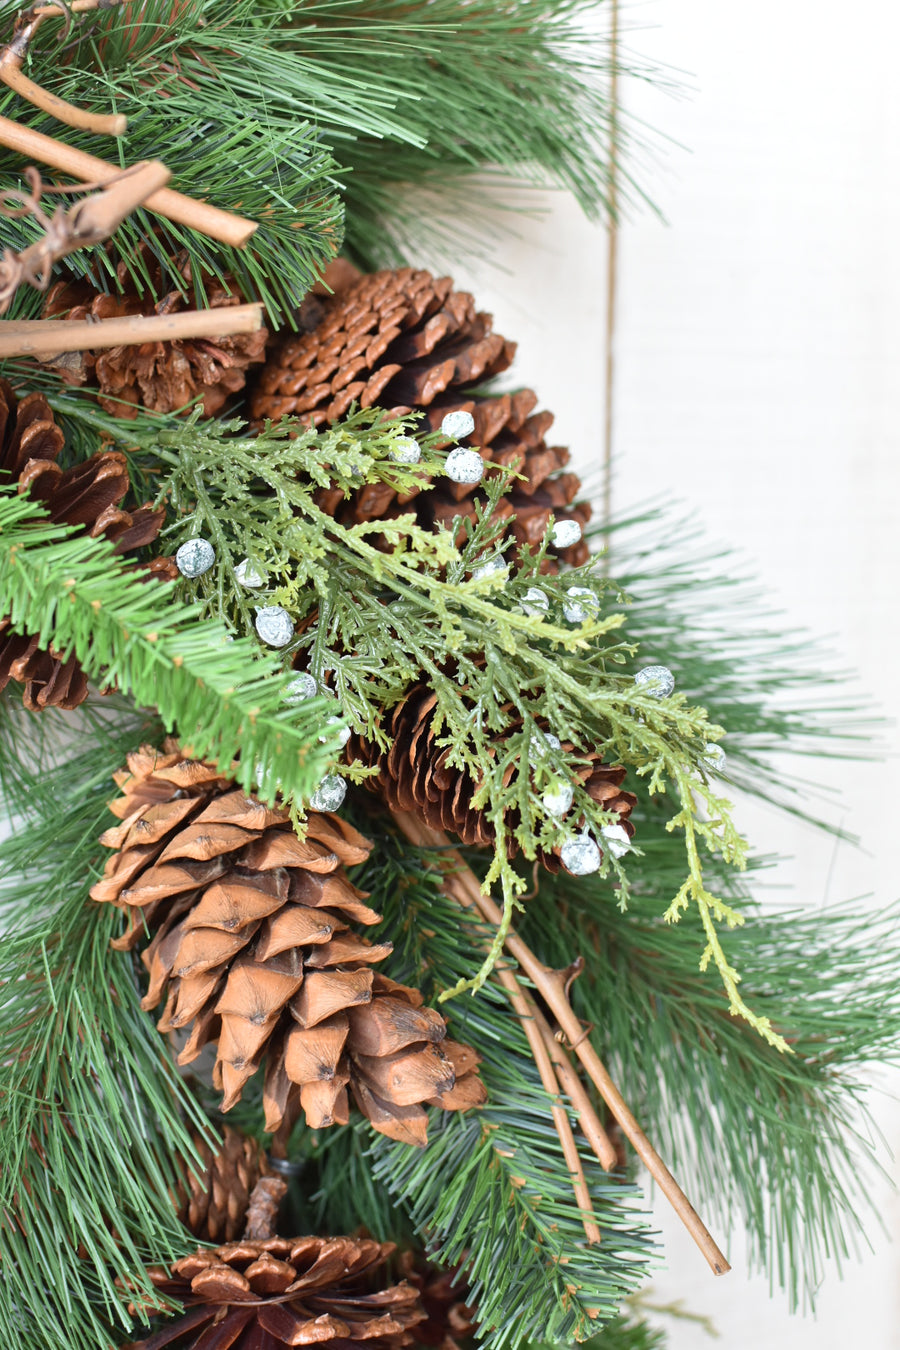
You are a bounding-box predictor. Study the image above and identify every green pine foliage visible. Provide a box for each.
[0,705,207,1350]
[0,0,640,304]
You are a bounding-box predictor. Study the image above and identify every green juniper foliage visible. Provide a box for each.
[97,401,769,1042]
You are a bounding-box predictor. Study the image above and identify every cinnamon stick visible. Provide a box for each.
[391,809,731,1277]
[0,114,256,247]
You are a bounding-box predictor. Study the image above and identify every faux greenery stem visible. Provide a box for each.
[391,808,731,1278]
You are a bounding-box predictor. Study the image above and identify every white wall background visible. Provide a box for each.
[448,0,900,1345]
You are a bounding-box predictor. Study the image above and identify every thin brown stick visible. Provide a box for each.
[0,161,171,312]
[391,810,731,1277]
[1,24,126,136]
[0,114,256,247]
[0,302,263,358]
[492,959,601,1244]
[529,1001,619,1171]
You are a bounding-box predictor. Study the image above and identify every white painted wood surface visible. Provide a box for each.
[448,0,900,1344]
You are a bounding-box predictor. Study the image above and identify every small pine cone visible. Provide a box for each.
[248,267,590,570]
[174,1127,269,1245]
[397,1253,476,1350]
[349,684,636,873]
[0,378,169,710]
[44,249,267,419]
[123,1235,425,1350]
[90,741,486,1143]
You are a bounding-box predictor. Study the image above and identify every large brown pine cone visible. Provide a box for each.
[44,249,267,419]
[174,1127,270,1245]
[90,741,486,1143]
[124,1235,425,1350]
[249,267,591,569]
[350,683,636,873]
[0,378,171,710]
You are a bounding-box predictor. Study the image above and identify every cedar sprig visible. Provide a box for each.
[140,406,767,1041]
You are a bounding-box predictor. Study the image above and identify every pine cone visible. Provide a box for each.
[90,741,486,1143]
[398,1254,476,1350]
[124,1235,425,1350]
[249,267,590,569]
[349,683,636,873]
[174,1127,269,1245]
[0,378,171,710]
[44,249,267,419]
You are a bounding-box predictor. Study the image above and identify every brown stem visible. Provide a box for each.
[0,114,256,247]
[529,1001,619,1171]
[0,302,264,358]
[492,958,601,1244]
[391,809,731,1277]
[1,25,126,135]
[242,1175,287,1242]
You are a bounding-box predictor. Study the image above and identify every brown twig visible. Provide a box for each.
[0,114,257,247]
[491,958,601,1244]
[0,162,170,312]
[391,809,731,1277]
[0,301,264,358]
[0,22,126,136]
[242,1175,287,1242]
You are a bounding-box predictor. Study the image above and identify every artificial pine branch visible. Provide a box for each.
[0,487,345,805]
[0,708,210,1350]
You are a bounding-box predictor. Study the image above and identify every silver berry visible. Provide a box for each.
[319,715,352,748]
[310,774,347,813]
[634,665,675,699]
[551,519,583,550]
[441,409,476,440]
[519,587,550,617]
[175,538,215,578]
[600,823,632,859]
[700,742,727,774]
[445,447,484,485]
[471,557,509,583]
[560,833,602,876]
[254,605,294,648]
[389,436,422,465]
[542,783,574,818]
[283,672,318,704]
[531,730,562,758]
[563,586,599,624]
[234,557,268,589]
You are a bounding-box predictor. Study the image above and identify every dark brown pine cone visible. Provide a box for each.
[44,248,267,419]
[174,1127,270,1245]
[123,1235,425,1350]
[0,378,172,710]
[349,683,636,873]
[398,1253,477,1350]
[90,740,486,1144]
[249,266,591,570]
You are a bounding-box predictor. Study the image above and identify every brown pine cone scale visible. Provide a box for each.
[249,267,591,570]
[174,1127,270,1246]
[90,741,486,1143]
[0,378,171,710]
[124,1236,425,1350]
[44,247,267,419]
